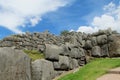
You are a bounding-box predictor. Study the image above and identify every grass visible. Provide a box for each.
[24,50,44,61]
[58,58,120,80]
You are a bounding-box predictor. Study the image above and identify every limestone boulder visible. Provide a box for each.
[32,59,55,80]
[109,34,120,57]
[53,62,61,70]
[69,58,79,69]
[97,35,107,45]
[45,44,64,61]
[101,44,109,57]
[91,37,97,46]
[0,47,31,80]
[84,40,92,49]
[92,46,101,57]
[59,56,70,70]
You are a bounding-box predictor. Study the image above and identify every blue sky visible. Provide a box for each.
[0,0,120,39]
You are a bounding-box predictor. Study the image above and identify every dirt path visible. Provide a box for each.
[53,67,81,80]
[97,67,120,80]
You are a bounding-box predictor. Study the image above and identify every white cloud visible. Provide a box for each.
[77,26,98,33]
[0,0,68,33]
[30,17,41,27]
[77,2,120,33]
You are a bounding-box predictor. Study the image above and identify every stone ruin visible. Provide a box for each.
[0,28,120,80]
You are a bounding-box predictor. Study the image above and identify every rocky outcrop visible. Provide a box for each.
[0,28,120,80]
[0,47,31,80]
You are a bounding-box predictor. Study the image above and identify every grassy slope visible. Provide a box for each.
[59,58,120,80]
[24,50,44,61]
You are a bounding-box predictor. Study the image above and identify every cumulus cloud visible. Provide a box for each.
[0,0,68,33]
[77,2,120,33]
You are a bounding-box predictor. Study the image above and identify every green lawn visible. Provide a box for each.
[58,58,120,80]
[24,50,44,61]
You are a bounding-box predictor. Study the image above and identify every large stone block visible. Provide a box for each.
[84,40,92,49]
[92,46,101,57]
[101,44,109,57]
[109,34,120,57]
[97,35,107,45]
[45,44,64,61]
[91,37,97,46]
[59,56,70,70]
[32,59,55,80]
[69,58,79,69]
[0,47,31,80]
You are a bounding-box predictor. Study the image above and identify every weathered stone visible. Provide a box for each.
[101,44,109,57]
[91,37,97,46]
[92,28,112,36]
[59,56,70,70]
[54,71,65,77]
[32,59,55,80]
[84,40,92,49]
[0,47,31,80]
[45,44,64,61]
[79,48,85,57]
[92,46,101,57]
[60,43,72,56]
[109,34,120,57]
[69,58,79,69]
[82,33,88,40]
[53,62,61,70]
[108,35,114,42]
[70,48,81,59]
[97,35,107,45]
[81,40,85,48]
[37,45,45,53]
[78,56,86,66]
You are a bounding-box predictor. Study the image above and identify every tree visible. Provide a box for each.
[60,30,70,36]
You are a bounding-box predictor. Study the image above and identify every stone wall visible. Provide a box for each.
[0,29,120,80]
[0,28,119,58]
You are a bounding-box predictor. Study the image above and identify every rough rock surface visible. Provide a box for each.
[0,29,120,80]
[109,34,120,57]
[45,44,64,61]
[32,59,55,80]
[0,47,31,80]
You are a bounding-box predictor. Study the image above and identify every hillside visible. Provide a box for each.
[58,58,120,80]
[0,29,120,80]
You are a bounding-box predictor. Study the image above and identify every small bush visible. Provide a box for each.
[24,50,44,61]
[60,30,70,36]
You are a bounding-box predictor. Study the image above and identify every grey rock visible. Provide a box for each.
[97,35,107,45]
[45,44,64,61]
[53,62,61,70]
[32,59,55,80]
[54,71,65,77]
[92,46,101,57]
[108,35,114,42]
[37,45,45,53]
[78,56,86,66]
[81,40,85,48]
[70,48,81,59]
[60,43,72,56]
[101,44,109,57]
[109,34,120,57]
[59,56,70,70]
[84,40,92,49]
[0,47,31,80]
[82,33,88,40]
[69,58,79,69]
[91,37,97,46]
[79,48,85,57]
